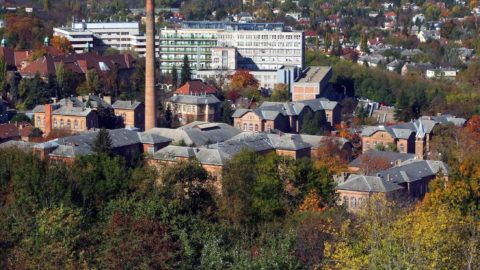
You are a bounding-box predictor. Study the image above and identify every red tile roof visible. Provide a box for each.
[175,81,218,95]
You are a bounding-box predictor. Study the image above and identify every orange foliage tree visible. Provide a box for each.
[314,138,349,174]
[51,36,74,53]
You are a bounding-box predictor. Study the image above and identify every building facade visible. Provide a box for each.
[291,66,332,101]
[166,94,221,126]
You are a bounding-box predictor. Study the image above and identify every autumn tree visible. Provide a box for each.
[51,36,74,53]
[228,70,260,100]
[100,212,177,269]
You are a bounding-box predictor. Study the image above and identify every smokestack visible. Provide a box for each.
[44,104,53,137]
[145,0,156,130]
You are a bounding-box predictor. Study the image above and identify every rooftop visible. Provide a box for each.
[296,66,332,83]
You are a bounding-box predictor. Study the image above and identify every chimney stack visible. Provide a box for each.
[44,104,53,137]
[145,0,156,130]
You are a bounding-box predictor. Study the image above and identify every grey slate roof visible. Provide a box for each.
[336,175,403,193]
[375,159,448,184]
[146,122,241,146]
[112,100,142,110]
[0,140,35,152]
[234,98,338,120]
[36,128,171,158]
[153,145,234,166]
[361,118,440,139]
[32,104,95,117]
[168,94,220,105]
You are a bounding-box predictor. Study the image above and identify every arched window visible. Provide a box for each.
[74,120,78,129]
[243,123,247,130]
[36,117,41,126]
[351,197,356,208]
[66,120,71,128]
[254,124,259,131]
[60,119,64,128]
[53,118,57,128]
[343,196,349,206]
[248,123,253,131]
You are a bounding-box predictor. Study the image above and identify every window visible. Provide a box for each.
[343,196,349,206]
[351,197,356,208]
[243,123,247,130]
[53,119,57,128]
[36,117,41,126]
[66,120,71,128]
[254,124,259,131]
[267,125,272,132]
[74,120,78,129]
[60,119,64,128]
[248,123,253,131]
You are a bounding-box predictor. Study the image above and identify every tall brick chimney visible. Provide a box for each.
[145,0,156,130]
[44,104,53,137]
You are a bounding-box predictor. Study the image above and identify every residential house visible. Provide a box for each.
[417,30,441,43]
[401,62,434,77]
[386,60,403,72]
[357,54,387,67]
[425,67,458,80]
[232,98,340,133]
[175,80,218,96]
[112,100,145,130]
[166,94,221,125]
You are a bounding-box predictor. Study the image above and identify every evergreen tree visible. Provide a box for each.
[361,34,369,54]
[164,104,173,128]
[0,57,6,94]
[180,55,191,86]
[92,128,113,155]
[171,66,178,90]
[324,32,332,52]
[220,101,234,125]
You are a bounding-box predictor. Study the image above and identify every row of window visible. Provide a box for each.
[236,123,272,132]
[343,196,364,209]
[219,34,302,40]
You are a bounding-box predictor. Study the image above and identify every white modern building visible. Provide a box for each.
[54,21,140,53]
[53,28,94,54]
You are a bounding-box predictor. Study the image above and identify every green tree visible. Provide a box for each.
[0,56,7,94]
[92,128,113,155]
[180,55,192,85]
[171,65,178,90]
[360,34,369,54]
[220,101,234,125]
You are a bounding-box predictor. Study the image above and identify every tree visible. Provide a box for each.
[220,101,234,125]
[100,212,177,269]
[324,32,332,52]
[51,36,73,53]
[160,160,214,215]
[171,65,178,90]
[43,0,51,11]
[300,111,327,135]
[270,84,289,101]
[92,128,113,155]
[180,55,191,85]
[360,34,369,54]
[0,57,7,95]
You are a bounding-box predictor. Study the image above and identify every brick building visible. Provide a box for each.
[232,98,340,133]
[112,100,145,130]
[166,94,221,126]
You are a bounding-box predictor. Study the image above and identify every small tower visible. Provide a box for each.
[44,36,50,47]
[415,120,426,160]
